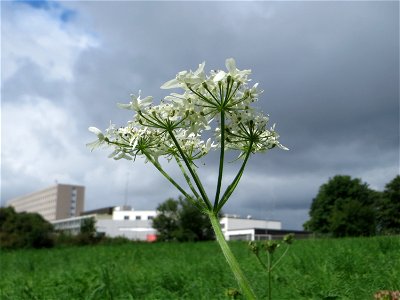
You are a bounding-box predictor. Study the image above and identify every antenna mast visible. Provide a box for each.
[124,172,130,207]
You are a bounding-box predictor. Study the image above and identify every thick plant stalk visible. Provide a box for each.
[208,212,257,300]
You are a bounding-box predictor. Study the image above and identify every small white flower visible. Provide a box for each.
[213,70,226,82]
[88,127,104,139]
[160,78,181,89]
[87,127,107,151]
[225,58,237,75]
[117,91,153,112]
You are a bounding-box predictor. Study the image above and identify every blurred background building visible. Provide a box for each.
[6,184,305,241]
[6,183,85,222]
[52,205,158,241]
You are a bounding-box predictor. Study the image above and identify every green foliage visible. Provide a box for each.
[73,217,99,245]
[0,237,399,299]
[152,198,180,241]
[80,217,96,236]
[249,234,295,300]
[152,196,214,242]
[376,175,400,234]
[304,175,377,237]
[330,197,376,237]
[0,206,54,249]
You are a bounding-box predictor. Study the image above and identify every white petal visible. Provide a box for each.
[88,127,104,138]
[213,71,226,82]
[117,102,132,110]
[225,58,237,74]
[161,78,181,89]
[140,96,153,106]
[194,62,205,76]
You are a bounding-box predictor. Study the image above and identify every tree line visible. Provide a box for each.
[303,175,399,237]
[1,174,398,249]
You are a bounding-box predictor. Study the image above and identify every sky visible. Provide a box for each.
[1,0,399,230]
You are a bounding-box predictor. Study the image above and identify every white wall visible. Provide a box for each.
[112,209,157,221]
[220,217,282,233]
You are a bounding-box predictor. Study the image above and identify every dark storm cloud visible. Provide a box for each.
[2,1,398,229]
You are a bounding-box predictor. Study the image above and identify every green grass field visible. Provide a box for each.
[1,236,399,299]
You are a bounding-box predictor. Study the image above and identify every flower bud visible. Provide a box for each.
[249,120,254,128]
[226,288,241,299]
[248,241,259,255]
[283,233,294,245]
[264,240,279,254]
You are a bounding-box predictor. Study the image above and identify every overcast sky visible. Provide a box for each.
[2,0,399,230]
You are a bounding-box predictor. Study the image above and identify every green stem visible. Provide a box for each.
[144,153,202,210]
[214,109,225,211]
[168,130,212,210]
[174,154,200,199]
[267,252,272,300]
[255,253,268,271]
[271,245,290,271]
[208,212,257,300]
[216,141,253,212]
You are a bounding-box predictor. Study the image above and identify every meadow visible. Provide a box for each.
[0,236,399,299]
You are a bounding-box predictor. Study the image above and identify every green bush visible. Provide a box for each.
[0,207,54,249]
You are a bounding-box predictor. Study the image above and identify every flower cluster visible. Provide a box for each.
[88,58,287,163]
[88,59,288,299]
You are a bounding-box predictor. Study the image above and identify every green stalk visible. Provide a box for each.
[267,252,272,300]
[271,246,290,271]
[174,154,200,199]
[214,109,225,210]
[144,153,187,197]
[208,212,257,300]
[216,141,253,212]
[168,130,213,210]
[144,153,202,210]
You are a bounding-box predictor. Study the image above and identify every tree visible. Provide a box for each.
[152,197,214,242]
[71,217,99,245]
[152,198,180,241]
[303,175,377,237]
[80,217,97,236]
[0,206,54,249]
[376,175,400,234]
[329,197,376,237]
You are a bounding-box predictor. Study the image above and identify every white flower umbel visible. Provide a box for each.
[88,58,287,300]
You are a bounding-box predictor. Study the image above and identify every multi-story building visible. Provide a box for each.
[7,184,85,222]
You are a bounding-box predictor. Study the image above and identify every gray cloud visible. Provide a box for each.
[2,1,398,230]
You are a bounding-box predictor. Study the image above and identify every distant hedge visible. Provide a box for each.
[0,206,54,249]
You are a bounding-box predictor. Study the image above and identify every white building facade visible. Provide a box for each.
[220,215,282,241]
[52,206,158,241]
[52,207,294,242]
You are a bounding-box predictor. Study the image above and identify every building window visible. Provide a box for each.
[135,216,141,220]
[147,216,154,220]
[70,187,77,217]
[220,223,225,229]
[124,216,129,220]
